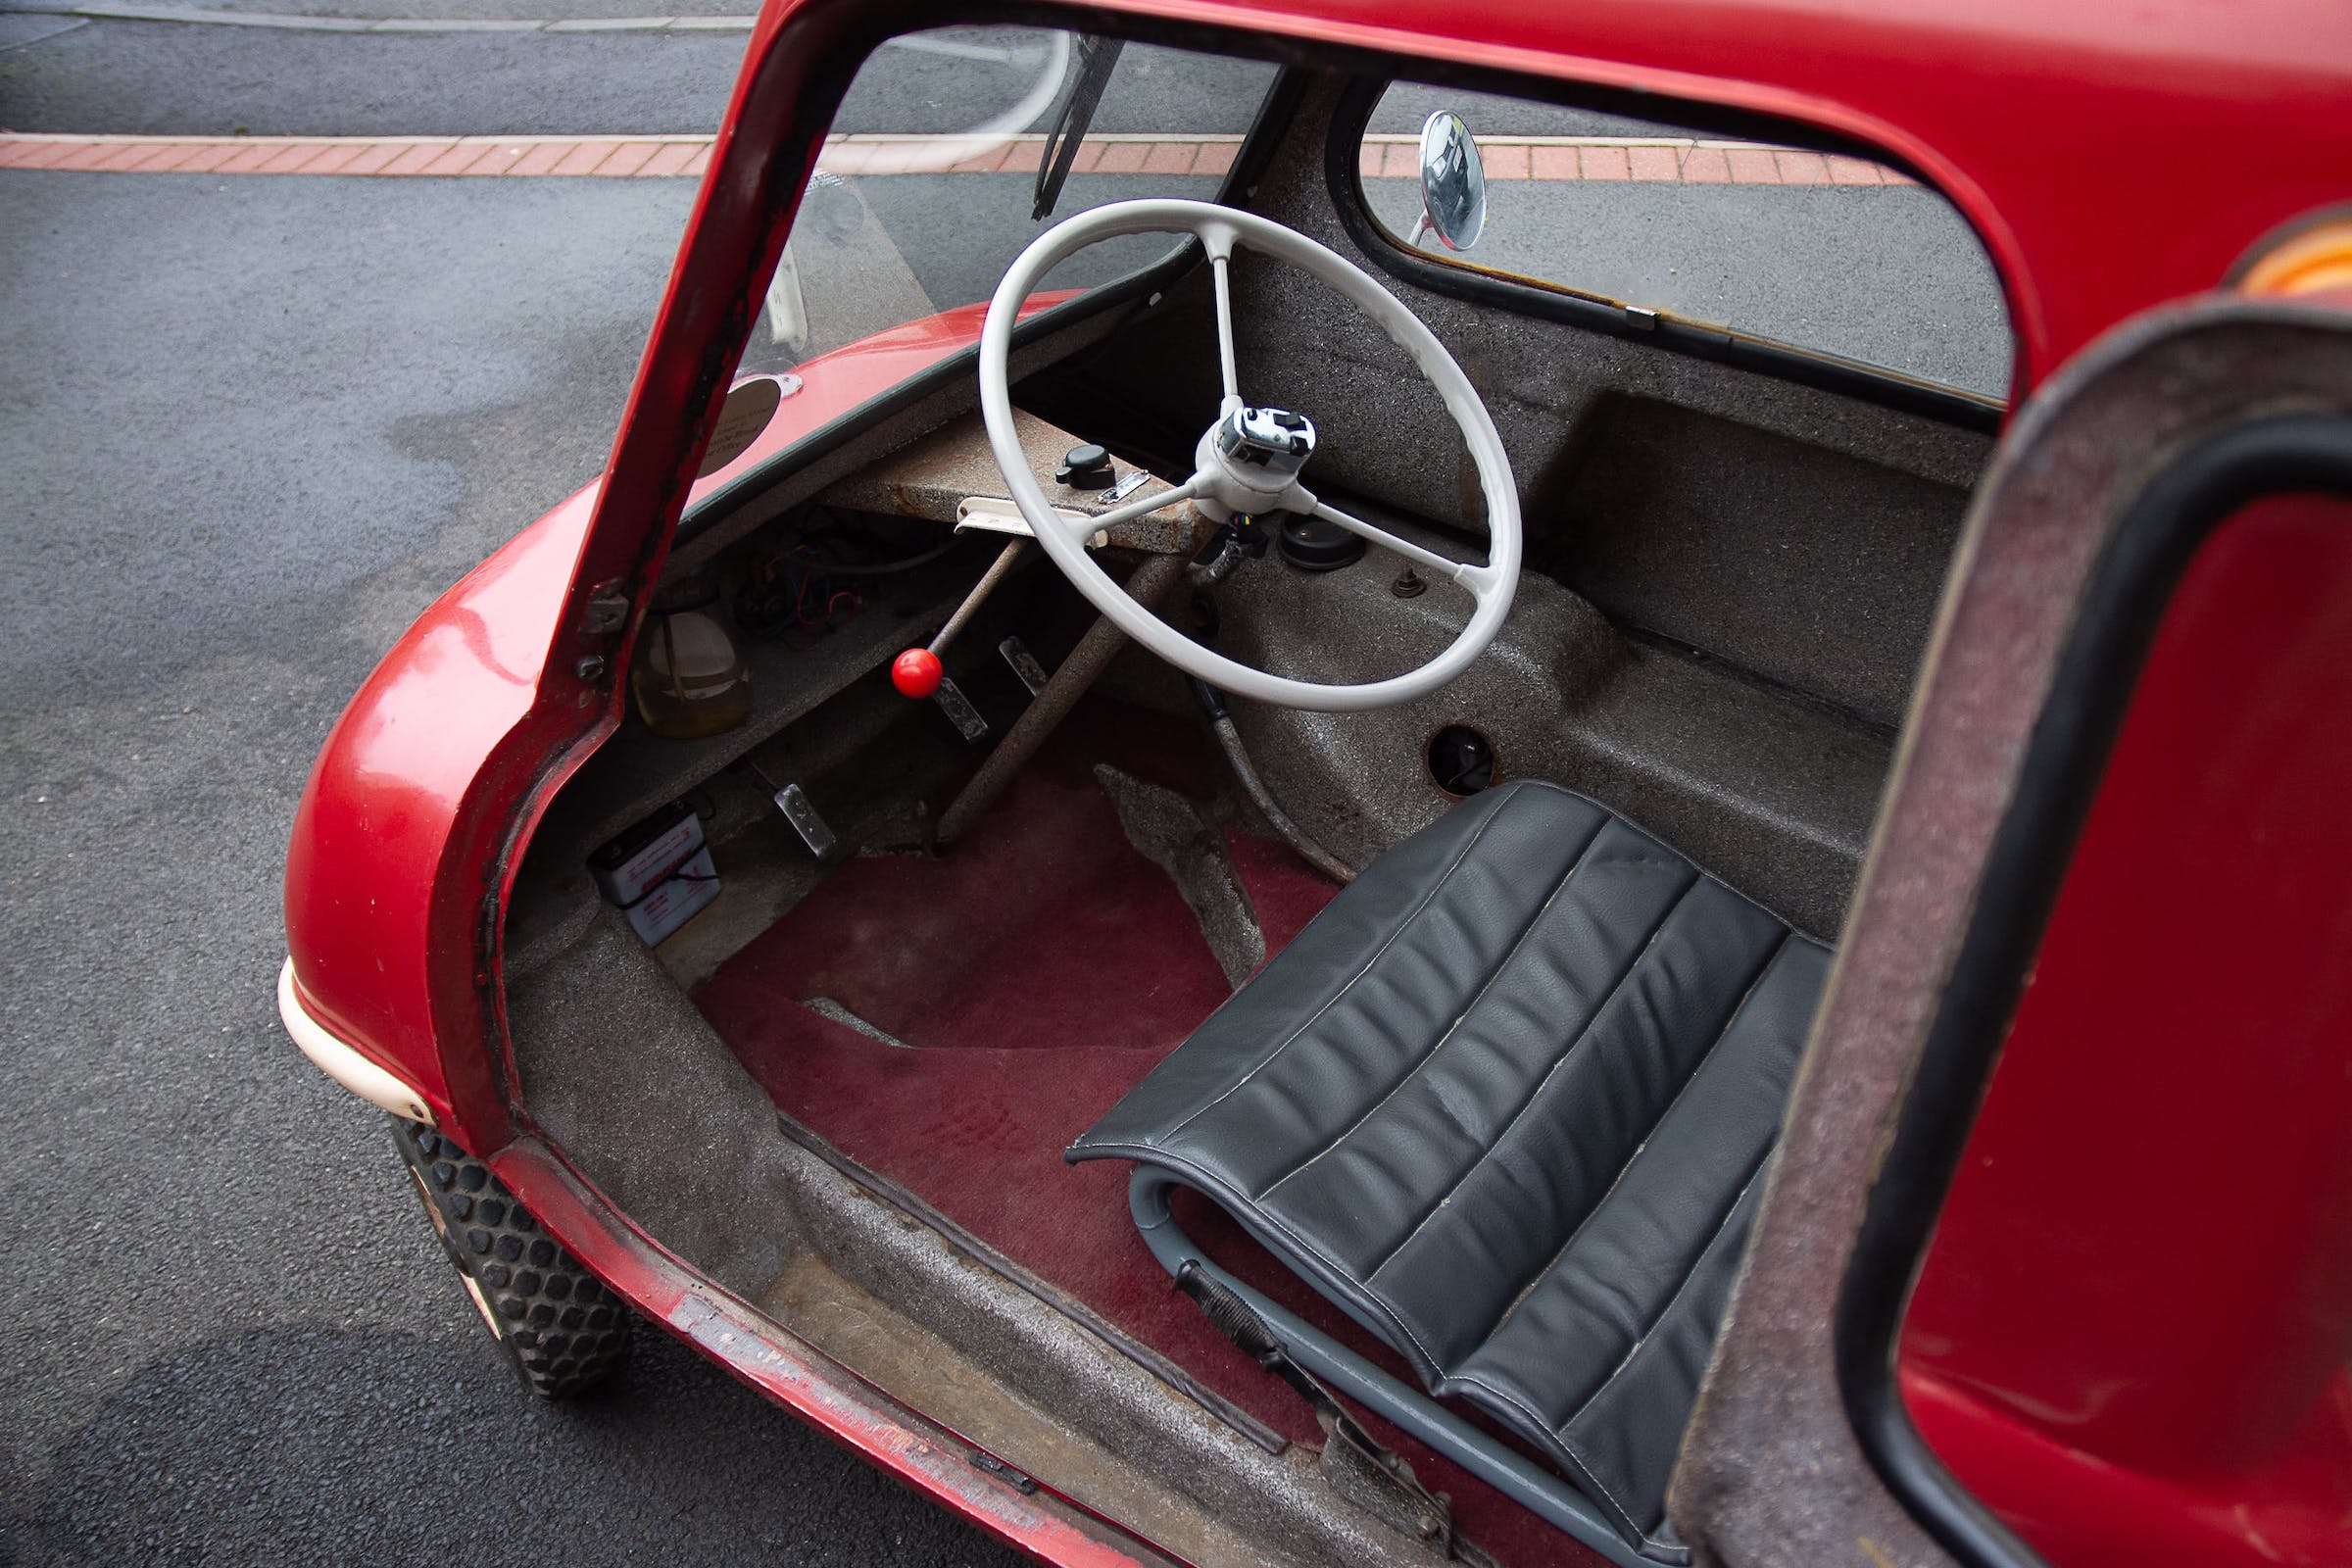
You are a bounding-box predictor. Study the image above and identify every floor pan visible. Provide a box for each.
[695,700,1605,1568]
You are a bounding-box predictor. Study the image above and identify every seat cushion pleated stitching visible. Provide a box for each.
[1072,784,1832,1552]
[1445,1159,1767,1549]
[1100,1140,1465,1381]
[1446,1370,1655,1544]
[1545,1150,1770,1441]
[1451,929,1793,1358]
[1355,867,1702,1291]
[1514,1159,1772,1550]
[1134,790,1528,1155]
[1247,810,1615,1205]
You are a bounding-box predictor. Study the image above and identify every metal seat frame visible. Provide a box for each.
[1129,1168,1682,1568]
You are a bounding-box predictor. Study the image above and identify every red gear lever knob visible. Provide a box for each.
[891,648,944,699]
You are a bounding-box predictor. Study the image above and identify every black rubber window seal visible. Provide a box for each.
[1834,412,2352,1568]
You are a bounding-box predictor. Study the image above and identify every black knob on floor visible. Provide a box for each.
[1276,512,1367,572]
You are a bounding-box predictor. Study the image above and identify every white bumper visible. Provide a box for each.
[277,957,434,1124]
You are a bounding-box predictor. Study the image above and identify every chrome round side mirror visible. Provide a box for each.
[1412,110,1486,252]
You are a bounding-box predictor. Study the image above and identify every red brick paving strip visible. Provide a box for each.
[340,142,409,175]
[0,132,1918,187]
[1774,149,1833,185]
[549,139,620,175]
[949,142,1012,173]
[1484,142,1531,179]
[508,140,570,176]
[1578,145,1630,181]
[461,143,533,177]
[1628,145,1679,182]
[302,142,372,176]
[1825,153,1886,186]
[380,141,456,175]
[419,141,492,175]
[172,145,242,174]
[1140,141,1197,175]
[1681,146,1733,183]
[636,142,700,178]
[593,141,662,176]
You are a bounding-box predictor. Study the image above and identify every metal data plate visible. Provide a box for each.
[956,495,1105,547]
[932,676,989,742]
[774,782,839,860]
[999,636,1050,697]
[954,489,1198,555]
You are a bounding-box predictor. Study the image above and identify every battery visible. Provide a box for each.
[591,804,720,946]
[621,846,719,945]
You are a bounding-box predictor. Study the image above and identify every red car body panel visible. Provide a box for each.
[284,480,595,1124]
[282,298,1033,1127]
[279,0,2352,1559]
[1900,494,2352,1568]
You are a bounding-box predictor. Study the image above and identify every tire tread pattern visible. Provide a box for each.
[392,1118,631,1397]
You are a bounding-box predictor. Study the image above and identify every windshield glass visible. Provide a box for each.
[735,27,1280,377]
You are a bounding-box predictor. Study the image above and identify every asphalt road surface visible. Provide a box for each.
[0,171,1028,1566]
[0,11,2011,1567]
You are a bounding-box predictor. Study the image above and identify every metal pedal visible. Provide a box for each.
[933,676,989,742]
[998,636,1050,698]
[773,781,840,861]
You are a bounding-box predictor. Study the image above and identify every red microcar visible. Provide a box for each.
[278,1,2352,1564]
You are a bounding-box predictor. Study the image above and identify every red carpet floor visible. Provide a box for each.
[695,702,1606,1567]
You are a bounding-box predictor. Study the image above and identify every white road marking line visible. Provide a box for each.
[879,32,1023,62]
[8,2,758,31]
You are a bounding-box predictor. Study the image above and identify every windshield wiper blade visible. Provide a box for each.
[1032,35,1123,221]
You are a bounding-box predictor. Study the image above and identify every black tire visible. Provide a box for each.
[391,1117,631,1397]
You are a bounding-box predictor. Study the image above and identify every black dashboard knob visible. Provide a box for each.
[1055,444,1116,490]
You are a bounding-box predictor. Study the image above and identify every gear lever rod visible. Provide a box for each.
[891,537,1029,699]
[932,549,1189,849]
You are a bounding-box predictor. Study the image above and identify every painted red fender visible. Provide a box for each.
[281,299,1034,1139]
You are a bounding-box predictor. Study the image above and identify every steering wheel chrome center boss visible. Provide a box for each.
[977,199,1522,712]
[1198,404,1315,518]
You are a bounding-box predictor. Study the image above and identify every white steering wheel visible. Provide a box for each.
[977,199,1520,712]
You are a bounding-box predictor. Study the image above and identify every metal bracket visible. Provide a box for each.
[967,1449,1038,1494]
[998,636,1050,697]
[577,580,631,635]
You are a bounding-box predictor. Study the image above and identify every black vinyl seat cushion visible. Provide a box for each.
[1069,780,1829,1551]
